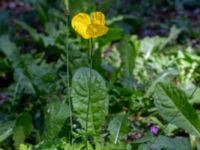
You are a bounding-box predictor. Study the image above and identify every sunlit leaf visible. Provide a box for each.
[145,69,179,97]
[138,135,191,150]
[119,39,137,77]
[154,83,200,137]
[13,112,32,150]
[0,120,15,143]
[108,113,128,143]
[71,67,109,135]
[43,102,71,140]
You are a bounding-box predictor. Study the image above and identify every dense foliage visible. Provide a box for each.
[0,0,200,149]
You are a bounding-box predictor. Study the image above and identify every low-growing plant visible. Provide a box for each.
[1,0,200,150]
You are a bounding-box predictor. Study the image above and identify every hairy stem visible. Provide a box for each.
[86,38,93,149]
[64,0,73,145]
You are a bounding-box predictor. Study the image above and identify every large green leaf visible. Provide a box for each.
[108,113,128,144]
[43,102,71,140]
[149,136,191,150]
[145,69,179,97]
[140,36,164,59]
[154,83,200,137]
[119,39,137,77]
[71,67,109,135]
[159,26,182,50]
[0,120,15,143]
[181,82,200,104]
[13,112,33,150]
[19,144,32,150]
[138,136,191,150]
[99,27,123,46]
[0,34,17,60]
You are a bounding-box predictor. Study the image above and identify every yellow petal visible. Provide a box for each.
[71,13,91,39]
[86,24,108,38]
[91,12,106,25]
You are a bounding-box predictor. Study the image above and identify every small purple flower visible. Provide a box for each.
[150,125,158,135]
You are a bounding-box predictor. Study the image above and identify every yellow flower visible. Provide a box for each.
[72,12,108,39]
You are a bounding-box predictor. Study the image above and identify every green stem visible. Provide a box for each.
[64,0,73,145]
[64,0,69,12]
[86,38,93,149]
[12,76,21,105]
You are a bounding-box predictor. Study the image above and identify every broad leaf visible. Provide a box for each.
[13,112,32,150]
[119,39,137,77]
[150,136,191,150]
[99,28,123,46]
[145,69,179,97]
[43,102,71,140]
[154,83,200,137]
[159,26,182,50]
[108,113,128,144]
[138,136,191,150]
[0,120,15,143]
[71,67,109,135]
[140,36,164,59]
[19,144,32,150]
[181,82,200,104]
[0,34,17,60]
